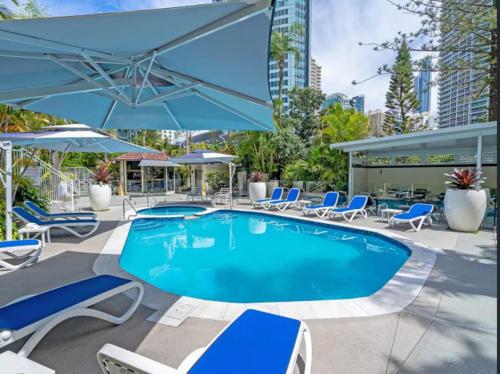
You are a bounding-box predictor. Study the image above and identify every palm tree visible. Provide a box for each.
[269,24,304,114]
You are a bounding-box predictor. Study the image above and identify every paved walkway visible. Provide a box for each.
[0,199,496,373]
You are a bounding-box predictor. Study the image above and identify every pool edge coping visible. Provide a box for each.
[93,207,439,321]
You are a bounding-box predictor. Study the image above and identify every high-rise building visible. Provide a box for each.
[368,110,386,137]
[350,95,365,114]
[323,93,365,113]
[414,56,432,113]
[269,0,311,110]
[438,5,490,128]
[160,130,180,144]
[309,58,322,91]
[214,0,311,112]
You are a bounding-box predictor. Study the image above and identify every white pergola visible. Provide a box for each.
[330,122,497,197]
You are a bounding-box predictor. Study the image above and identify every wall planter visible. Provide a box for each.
[89,184,112,211]
[444,189,487,232]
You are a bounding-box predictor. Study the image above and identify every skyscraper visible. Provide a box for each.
[214,0,311,112]
[438,6,490,128]
[269,0,311,110]
[368,110,386,137]
[414,56,432,113]
[350,95,365,114]
[309,58,322,91]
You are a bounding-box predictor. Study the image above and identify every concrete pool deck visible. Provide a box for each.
[0,197,496,373]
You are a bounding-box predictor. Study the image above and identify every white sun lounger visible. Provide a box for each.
[389,203,434,231]
[0,275,143,358]
[263,188,301,212]
[302,191,339,217]
[0,239,42,271]
[252,187,284,208]
[97,309,312,374]
[328,195,368,222]
[13,206,99,239]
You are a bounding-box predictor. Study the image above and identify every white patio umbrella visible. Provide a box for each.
[0,125,158,240]
[170,150,237,207]
[0,0,275,132]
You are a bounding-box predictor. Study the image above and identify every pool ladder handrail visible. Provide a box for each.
[123,198,138,220]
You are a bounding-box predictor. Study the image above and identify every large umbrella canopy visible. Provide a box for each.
[0,0,275,132]
[169,149,236,164]
[0,124,158,153]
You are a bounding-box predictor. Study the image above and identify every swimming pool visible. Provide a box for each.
[120,211,411,303]
[136,205,206,217]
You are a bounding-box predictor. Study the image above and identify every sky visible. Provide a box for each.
[7,0,437,112]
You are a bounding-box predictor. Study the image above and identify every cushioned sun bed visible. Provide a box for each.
[97,309,312,374]
[328,195,368,222]
[389,203,434,231]
[0,275,143,357]
[263,188,301,212]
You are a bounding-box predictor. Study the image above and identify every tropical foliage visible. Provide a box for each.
[445,168,485,190]
[91,162,113,185]
[205,170,228,192]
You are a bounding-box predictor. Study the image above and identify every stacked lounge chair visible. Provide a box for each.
[0,239,42,271]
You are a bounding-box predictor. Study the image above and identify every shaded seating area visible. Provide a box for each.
[0,275,143,357]
[97,309,312,374]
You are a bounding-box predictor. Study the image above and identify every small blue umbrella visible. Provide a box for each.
[0,0,275,132]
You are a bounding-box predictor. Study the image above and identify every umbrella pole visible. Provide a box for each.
[229,162,233,209]
[1,142,13,240]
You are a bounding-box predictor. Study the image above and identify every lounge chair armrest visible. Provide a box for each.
[178,347,206,372]
[97,344,179,374]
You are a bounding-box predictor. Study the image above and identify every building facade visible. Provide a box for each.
[323,93,365,113]
[368,110,386,137]
[438,8,490,128]
[414,56,432,113]
[309,57,322,91]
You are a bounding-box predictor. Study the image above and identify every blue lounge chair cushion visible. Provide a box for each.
[25,201,95,218]
[0,239,40,249]
[189,309,301,374]
[0,275,131,330]
[305,192,339,210]
[331,207,353,213]
[13,207,96,226]
[393,204,433,220]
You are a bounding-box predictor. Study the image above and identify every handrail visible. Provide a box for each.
[123,198,137,220]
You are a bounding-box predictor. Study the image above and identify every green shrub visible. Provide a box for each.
[205,170,228,193]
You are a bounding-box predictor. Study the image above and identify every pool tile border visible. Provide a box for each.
[94,207,439,321]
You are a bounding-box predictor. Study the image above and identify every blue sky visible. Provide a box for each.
[8,0,436,112]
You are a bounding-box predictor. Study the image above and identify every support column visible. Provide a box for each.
[228,163,233,208]
[476,135,483,189]
[348,151,353,198]
[4,142,12,240]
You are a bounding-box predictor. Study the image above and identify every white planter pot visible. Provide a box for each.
[444,188,487,232]
[249,182,266,202]
[265,181,279,197]
[89,184,112,211]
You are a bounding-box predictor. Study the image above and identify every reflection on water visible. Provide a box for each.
[120,212,410,303]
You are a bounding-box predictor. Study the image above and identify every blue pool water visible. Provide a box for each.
[137,205,206,216]
[120,211,410,303]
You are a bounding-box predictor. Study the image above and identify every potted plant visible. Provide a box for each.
[444,168,487,232]
[248,171,266,202]
[89,161,113,211]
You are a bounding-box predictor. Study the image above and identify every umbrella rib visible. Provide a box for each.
[100,100,118,129]
[149,65,272,108]
[46,54,130,105]
[81,53,132,105]
[0,29,131,65]
[137,83,200,106]
[135,51,157,105]
[0,50,129,65]
[135,0,271,63]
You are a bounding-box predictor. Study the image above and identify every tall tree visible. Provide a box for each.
[356,0,497,122]
[285,87,325,144]
[384,39,421,134]
[269,24,304,114]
